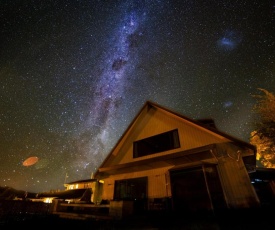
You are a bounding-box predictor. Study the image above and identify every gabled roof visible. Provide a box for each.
[95,101,256,176]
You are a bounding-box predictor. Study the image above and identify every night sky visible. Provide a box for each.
[0,0,274,193]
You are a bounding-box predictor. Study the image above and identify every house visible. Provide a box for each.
[36,179,100,204]
[63,178,103,204]
[93,100,260,217]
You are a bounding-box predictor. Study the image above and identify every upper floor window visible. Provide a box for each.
[133,129,180,158]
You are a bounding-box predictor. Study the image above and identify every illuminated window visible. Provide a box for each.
[69,185,74,190]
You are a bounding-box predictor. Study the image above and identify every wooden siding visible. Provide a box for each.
[218,156,260,208]
[99,144,258,210]
[100,167,171,201]
[101,178,114,201]
[148,173,168,198]
[111,107,230,166]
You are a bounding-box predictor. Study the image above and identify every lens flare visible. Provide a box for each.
[23,156,39,167]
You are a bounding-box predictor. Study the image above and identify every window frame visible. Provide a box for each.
[133,129,180,158]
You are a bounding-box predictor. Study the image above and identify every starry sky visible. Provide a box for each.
[0,0,274,193]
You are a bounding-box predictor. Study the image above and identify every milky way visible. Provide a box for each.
[0,0,274,192]
[72,4,150,176]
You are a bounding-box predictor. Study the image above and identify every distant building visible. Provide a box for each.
[37,179,101,204]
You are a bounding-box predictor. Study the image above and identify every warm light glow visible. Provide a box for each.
[44,197,54,203]
[22,156,39,166]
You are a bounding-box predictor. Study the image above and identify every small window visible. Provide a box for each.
[133,129,180,158]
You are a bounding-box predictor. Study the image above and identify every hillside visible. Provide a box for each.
[0,186,37,200]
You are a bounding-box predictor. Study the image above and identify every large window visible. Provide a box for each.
[133,129,180,158]
[170,164,226,213]
[114,177,147,201]
[170,166,211,212]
